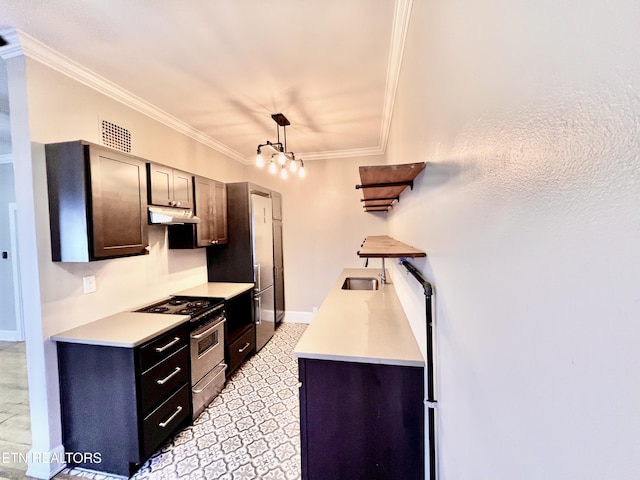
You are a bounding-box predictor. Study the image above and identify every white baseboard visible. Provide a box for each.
[0,329,21,342]
[25,444,66,479]
[282,311,315,324]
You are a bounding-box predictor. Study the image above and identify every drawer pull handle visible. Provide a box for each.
[158,406,183,428]
[156,367,181,385]
[155,337,180,353]
[238,342,251,353]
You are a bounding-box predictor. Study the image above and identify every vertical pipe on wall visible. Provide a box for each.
[399,258,436,480]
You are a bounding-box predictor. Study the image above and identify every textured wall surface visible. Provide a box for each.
[386,0,640,478]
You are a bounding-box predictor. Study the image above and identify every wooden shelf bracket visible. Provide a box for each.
[355,180,414,190]
[356,162,425,213]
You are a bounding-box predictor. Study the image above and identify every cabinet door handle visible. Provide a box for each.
[158,406,183,428]
[175,201,182,207]
[156,367,181,385]
[210,240,218,244]
[155,337,180,353]
[238,342,250,353]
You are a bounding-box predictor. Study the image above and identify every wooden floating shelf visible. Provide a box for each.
[357,235,426,258]
[356,162,426,212]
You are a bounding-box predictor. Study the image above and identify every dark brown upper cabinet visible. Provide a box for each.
[147,162,193,210]
[45,140,149,262]
[168,175,227,248]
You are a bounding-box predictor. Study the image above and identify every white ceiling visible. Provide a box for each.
[0,0,412,163]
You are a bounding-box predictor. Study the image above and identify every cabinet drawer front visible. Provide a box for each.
[140,346,189,414]
[228,326,255,375]
[139,324,189,372]
[141,383,190,459]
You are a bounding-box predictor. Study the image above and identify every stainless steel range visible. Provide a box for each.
[137,297,226,420]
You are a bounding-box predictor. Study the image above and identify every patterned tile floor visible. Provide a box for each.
[59,322,307,480]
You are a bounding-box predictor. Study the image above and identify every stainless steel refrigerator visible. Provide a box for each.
[206,183,275,352]
[250,192,275,351]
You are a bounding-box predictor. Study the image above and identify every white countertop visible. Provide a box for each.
[173,282,254,300]
[294,268,424,367]
[51,312,190,348]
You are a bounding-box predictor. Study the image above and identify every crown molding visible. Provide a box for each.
[379,0,413,153]
[13,29,247,163]
[0,28,23,59]
[300,146,385,161]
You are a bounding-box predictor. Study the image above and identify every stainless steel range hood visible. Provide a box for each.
[148,206,200,225]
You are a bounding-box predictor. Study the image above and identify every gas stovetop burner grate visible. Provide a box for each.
[168,299,189,306]
[135,297,223,318]
[146,306,170,313]
[187,300,210,308]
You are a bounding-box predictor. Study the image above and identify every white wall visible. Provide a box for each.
[386,0,640,478]
[247,155,388,317]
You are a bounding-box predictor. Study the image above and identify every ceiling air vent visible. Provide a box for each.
[101,120,131,153]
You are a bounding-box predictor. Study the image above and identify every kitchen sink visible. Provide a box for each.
[341,277,379,291]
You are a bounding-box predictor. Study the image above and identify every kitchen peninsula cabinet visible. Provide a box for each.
[298,359,424,480]
[54,316,191,477]
[294,269,425,480]
[147,162,193,209]
[169,175,227,248]
[45,140,149,262]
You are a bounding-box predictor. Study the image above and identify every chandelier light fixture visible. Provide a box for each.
[256,113,305,179]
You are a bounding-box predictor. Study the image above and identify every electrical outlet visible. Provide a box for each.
[82,275,97,294]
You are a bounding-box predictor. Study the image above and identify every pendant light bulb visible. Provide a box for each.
[255,114,307,179]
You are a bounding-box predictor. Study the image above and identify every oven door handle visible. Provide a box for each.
[192,318,226,340]
[193,364,227,394]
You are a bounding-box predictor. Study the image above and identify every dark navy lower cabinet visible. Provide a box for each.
[298,358,425,480]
